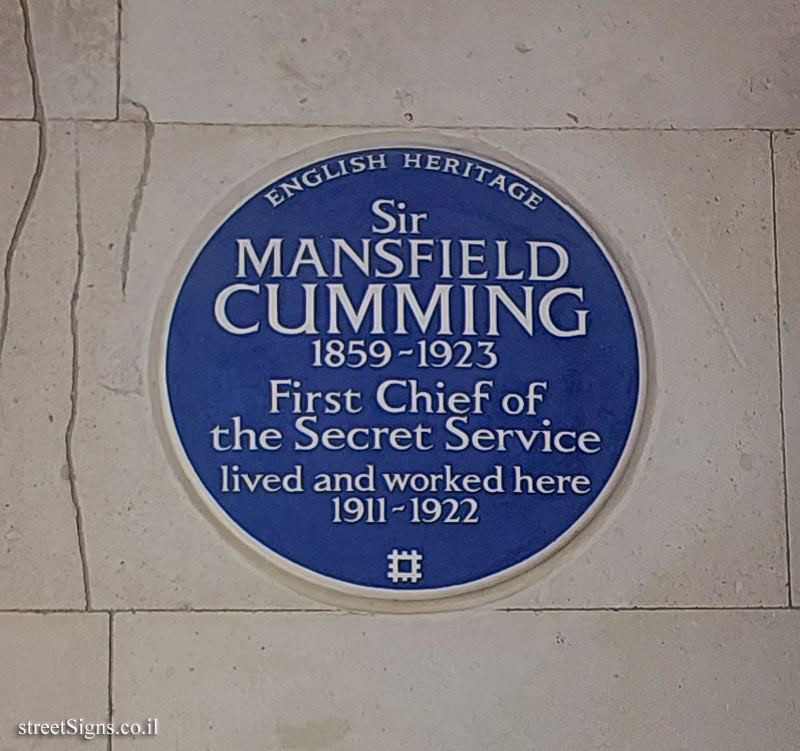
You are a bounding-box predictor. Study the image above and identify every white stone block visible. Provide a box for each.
[73,125,786,609]
[0,613,108,750]
[121,0,800,128]
[0,1,33,118]
[113,610,800,751]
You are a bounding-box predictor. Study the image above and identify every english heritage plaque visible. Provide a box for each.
[157,136,645,606]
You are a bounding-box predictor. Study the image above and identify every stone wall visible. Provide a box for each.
[1,1,799,748]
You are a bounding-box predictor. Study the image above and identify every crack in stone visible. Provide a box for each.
[99,380,143,397]
[115,0,122,120]
[0,0,47,380]
[0,605,791,614]
[0,117,785,133]
[770,132,793,606]
[69,131,92,610]
[107,613,114,751]
[656,208,746,369]
[673,243,746,368]
[121,99,153,297]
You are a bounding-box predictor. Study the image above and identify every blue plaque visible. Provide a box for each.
[157,137,645,606]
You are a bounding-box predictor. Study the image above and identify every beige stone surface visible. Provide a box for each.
[488,129,787,607]
[0,0,117,120]
[28,0,118,120]
[774,131,800,603]
[0,613,108,750]
[70,124,785,609]
[0,1,33,118]
[120,0,800,128]
[0,122,86,608]
[113,610,800,751]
